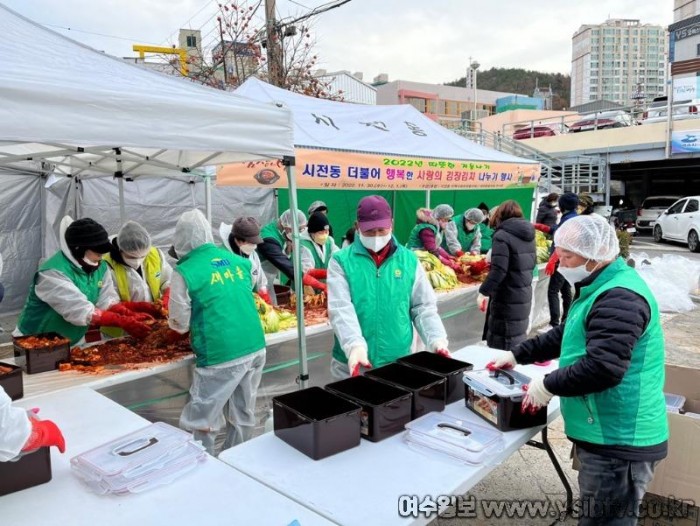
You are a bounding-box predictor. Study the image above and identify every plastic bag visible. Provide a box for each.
[629,252,700,313]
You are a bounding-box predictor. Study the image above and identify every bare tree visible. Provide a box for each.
[153,0,343,100]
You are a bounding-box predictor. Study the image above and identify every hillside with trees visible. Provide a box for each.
[447,68,571,110]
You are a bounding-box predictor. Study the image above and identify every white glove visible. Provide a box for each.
[523,377,553,410]
[430,338,451,358]
[477,293,489,312]
[486,351,517,371]
[347,346,371,376]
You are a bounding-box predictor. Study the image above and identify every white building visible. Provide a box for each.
[314,70,377,104]
[571,19,668,107]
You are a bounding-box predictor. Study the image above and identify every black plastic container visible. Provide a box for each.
[0,447,52,496]
[365,362,446,419]
[0,362,23,400]
[13,333,70,374]
[397,352,473,404]
[273,386,361,460]
[325,376,412,442]
[463,369,547,431]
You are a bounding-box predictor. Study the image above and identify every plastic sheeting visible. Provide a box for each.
[0,173,276,314]
[629,252,700,313]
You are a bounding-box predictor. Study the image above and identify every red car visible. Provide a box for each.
[512,125,558,140]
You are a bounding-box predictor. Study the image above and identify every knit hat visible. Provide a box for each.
[558,192,579,212]
[307,212,330,234]
[232,217,263,244]
[357,195,392,231]
[65,218,111,254]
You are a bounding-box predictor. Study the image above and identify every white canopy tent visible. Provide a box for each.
[0,4,297,314]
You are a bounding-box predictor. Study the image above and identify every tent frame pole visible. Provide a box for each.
[204,175,212,223]
[284,156,308,389]
[117,177,126,225]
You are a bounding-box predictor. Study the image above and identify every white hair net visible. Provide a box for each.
[279,209,307,229]
[464,208,485,223]
[117,221,151,255]
[554,214,619,261]
[307,200,328,216]
[432,204,454,220]
[174,209,214,258]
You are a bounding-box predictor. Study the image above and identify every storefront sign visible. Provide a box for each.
[671,130,700,153]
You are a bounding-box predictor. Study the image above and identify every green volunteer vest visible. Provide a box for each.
[259,220,290,286]
[559,257,668,447]
[406,223,441,251]
[453,214,478,252]
[17,251,108,345]
[331,238,417,368]
[478,222,493,253]
[300,237,334,270]
[176,243,265,367]
[104,248,163,301]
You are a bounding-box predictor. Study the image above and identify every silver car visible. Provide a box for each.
[636,196,681,231]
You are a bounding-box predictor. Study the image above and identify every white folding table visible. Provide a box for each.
[1,386,336,526]
[218,345,572,526]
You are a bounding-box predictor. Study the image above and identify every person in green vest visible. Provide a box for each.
[299,212,339,294]
[448,208,489,256]
[15,216,152,344]
[489,214,667,525]
[219,217,272,304]
[307,199,335,240]
[328,195,450,379]
[257,208,307,304]
[406,205,460,271]
[166,209,266,456]
[101,221,172,337]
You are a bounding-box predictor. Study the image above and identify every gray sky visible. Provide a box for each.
[3,0,675,83]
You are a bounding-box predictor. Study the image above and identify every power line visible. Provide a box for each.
[39,22,161,46]
[287,0,311,8]
[159,0,219,45]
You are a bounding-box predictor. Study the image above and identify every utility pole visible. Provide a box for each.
[265,0,284,87]
[218,17,229,85]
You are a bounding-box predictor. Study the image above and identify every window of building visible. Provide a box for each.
[697,43,700,57]
[426,100,437,114]
[445,101,458,116]
[406,97,426,113]
[186,35,197,47]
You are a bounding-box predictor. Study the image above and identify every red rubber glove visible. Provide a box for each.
[302,271,327,293]
[22,416,66,453]
[435,348,451,358]
[93,310,152,339]
[439,255,459,271]
[120,301,162,317]
[455,250,465,258]
[534,223,552,234]
[108,303,136,316]
[306,268,327,280]
[164,329,188,344]
[258,289,273,305]
[544,252,559,276]
[161,288,171,311]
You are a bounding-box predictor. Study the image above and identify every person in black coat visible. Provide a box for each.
[535,192,559,227]
[476,200,536,350]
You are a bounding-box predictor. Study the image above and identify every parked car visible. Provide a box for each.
[569,110,636,132]
[653,196,700,252]
[641,96,699,124]
[636,196,682,231]
[512,124,563,140]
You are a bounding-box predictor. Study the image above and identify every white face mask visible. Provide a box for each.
[123,256,145,269]
[312,232,329,246]
[82,257,100,267]
[239,243,256,256]
[558,262,593,287]
[359,232,392,252]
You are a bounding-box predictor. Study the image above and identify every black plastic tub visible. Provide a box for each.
[273,386,362,460]
[13,333,71,374]
[0,362,23,400]
[398,351,473,404]
[0,447,52,496]
[463,369,547,431]
[325,376,412,442]
[365,362,446,419]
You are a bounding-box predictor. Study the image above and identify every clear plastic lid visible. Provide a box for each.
[463,369,532,399]
[664,393,686,412]
[70,422,196,478]
[404,412,504,465]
